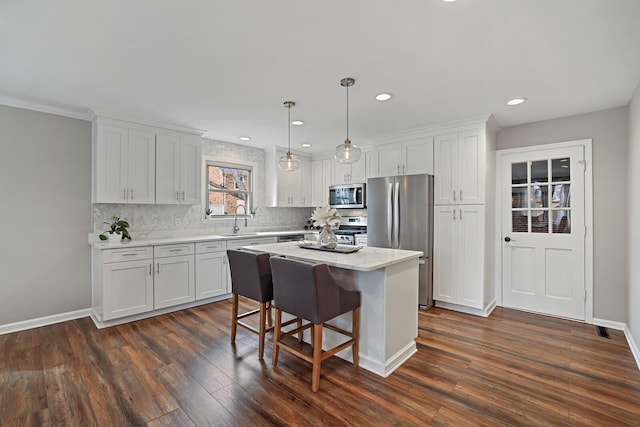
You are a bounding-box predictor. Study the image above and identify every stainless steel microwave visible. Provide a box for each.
[329,183,366,209]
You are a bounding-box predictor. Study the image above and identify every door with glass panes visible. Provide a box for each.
[501,145,586,320]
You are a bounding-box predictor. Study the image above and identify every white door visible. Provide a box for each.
[501,145,586,320]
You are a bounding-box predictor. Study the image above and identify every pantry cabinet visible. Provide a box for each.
[155,132,202,205]
[93,121,155,204]
[371,137,433,177]
[432,205,485,309]
[434,130,485,205]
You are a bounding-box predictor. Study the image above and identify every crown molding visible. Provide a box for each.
[0,94,93,121]
[369,114,494,145]
[91,110,206,136]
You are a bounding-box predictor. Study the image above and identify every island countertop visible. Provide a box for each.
[243,241,423,272]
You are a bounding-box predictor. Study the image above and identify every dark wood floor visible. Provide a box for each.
[1,300,639,426]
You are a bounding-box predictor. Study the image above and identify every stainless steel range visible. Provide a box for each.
[333,216,367,245]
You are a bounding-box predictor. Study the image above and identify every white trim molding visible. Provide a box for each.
[0,309,91,336]
[0,94,93,121]
[593,318,640,371]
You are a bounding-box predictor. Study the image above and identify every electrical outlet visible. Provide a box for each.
[174,217,181,226]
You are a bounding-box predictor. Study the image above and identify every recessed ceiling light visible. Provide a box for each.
[239,136,251,141]
[506,98,526,106]
[443,0,457,2]
[291,120,304,126]
[301,143,312,148]
[375,93,393,101]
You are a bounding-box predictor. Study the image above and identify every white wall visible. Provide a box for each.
[0,105,92,325]
[497,107,629,322]
[628,84,640,349]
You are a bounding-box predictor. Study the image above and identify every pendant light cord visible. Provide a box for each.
[346,82,349,142]
[288,103,291,154]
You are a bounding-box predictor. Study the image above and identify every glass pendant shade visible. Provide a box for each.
[335,77,361,164]
[335,139,361,164]
[278,101,300,172]
[278,151,301,172]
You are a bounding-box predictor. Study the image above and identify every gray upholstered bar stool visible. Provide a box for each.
[227,249,274,360]
[269,256,361,392]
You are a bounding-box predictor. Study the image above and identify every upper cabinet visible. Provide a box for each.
[92,117,202,205]
[264,148,313,207]
[156,131,202,205]
[433,130,485,205]
[331,156,367,185]
[93,120,155,204]
[311,159,332,207]
[371,137,434,177]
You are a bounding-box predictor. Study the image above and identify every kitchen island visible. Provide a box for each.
[243,241,423,377]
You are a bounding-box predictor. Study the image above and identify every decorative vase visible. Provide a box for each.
[107,232,122,243]
[318,226,338,249]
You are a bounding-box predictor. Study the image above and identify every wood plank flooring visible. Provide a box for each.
[1,300,639,426]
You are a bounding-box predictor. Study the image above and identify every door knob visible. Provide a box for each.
[504,237,512,242]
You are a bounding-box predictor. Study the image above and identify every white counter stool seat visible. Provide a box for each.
[269,256,361,392]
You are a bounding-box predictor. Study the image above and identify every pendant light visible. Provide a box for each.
[278,101,301,172]
[335,77,361,164]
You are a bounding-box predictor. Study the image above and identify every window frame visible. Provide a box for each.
[203,158,255,219]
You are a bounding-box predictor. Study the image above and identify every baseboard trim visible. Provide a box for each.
[0,308,91,336]
[593,318,640,371]
[435,300,495,317]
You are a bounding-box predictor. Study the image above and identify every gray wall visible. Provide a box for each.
[628,84,640,349]
[497,107,629,322]
[0,105,92,325]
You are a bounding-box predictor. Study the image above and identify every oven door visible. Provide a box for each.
[329,184,365,209]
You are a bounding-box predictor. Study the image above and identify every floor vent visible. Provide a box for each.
[596,326,610,339]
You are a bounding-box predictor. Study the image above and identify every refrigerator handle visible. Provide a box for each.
[387,182,393,244]
[394,182,400,248]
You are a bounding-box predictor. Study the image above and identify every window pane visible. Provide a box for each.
[551,184,570,208]
[512,211,529,233]
[552,210,571,234]
[531,160,548,183]
[512,187,528,209]
[512,162,527,185]
[530,184,548,210]
[552,158,570,182]
[531,211,549,233]
[206,163,253,216]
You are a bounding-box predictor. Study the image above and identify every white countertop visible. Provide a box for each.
[243,241,423,272]
[89,229,309,249]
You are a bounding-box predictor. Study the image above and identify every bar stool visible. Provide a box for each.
[227,249,274,360]
[269,256,361,392]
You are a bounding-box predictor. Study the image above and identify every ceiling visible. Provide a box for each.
[1,0,640,154]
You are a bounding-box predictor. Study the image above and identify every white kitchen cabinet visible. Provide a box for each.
[156,132,202,205]
[94,246,154,321]
[265,148,312,207]
[433,205,485,309]
[195,241,228,299]
[331,157,367,185]
[153,243,195,309]
[371,137,433,177]
[93,120,156,204]
[434,130,485,205]
[311,159,333,207]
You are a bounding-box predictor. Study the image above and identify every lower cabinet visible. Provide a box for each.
[154,243,195,309]
[433,205,485,309]
[195,241,228,299]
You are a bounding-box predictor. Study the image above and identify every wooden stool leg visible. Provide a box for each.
[311,323,323,392]
[258,302,267,360]
[352,307,360,367]
[231,293,239,343]
[297,318,303,342]
[267,301,273,327]
[272,309,282,368]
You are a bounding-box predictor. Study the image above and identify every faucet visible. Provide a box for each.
[233,205,247,234]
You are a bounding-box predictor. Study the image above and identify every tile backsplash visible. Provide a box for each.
[92,138,314,237]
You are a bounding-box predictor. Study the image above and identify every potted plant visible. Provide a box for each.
[99,215,131,242]
[205,207,212,218]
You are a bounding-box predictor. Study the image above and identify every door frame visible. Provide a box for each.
[494,139,594,323]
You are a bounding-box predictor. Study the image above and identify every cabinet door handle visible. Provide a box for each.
[169,249,182,252]
[397,165,400,175]
[459,189,463,200]
[453,190,457,202]
[459,209,463,220]
[149,264,152,275]
[156,263,160,275]
[130,188,134,200]
[176,191,179,201]
[123,188,127,200]
[182,191,185,201]
[453,209,456,221]
[121,253,137,257]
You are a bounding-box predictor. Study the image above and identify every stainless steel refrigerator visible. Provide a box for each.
[367,174,434,308]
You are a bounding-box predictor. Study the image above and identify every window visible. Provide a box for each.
[206,161,253,216]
